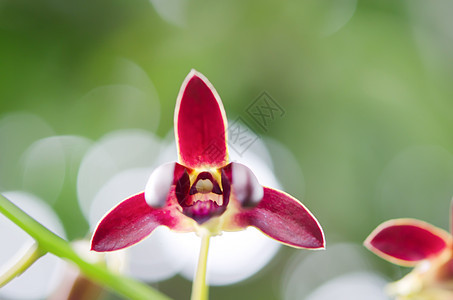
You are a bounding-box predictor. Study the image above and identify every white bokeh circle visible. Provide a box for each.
[281,243,387,300]
[77,129,161,219]
[175,228,281,286]
[305,271,389,300]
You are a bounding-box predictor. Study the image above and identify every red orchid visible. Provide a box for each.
[90,70,325,254]
[365,206,453,299]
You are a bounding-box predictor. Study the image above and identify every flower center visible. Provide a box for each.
[175,170,230,224]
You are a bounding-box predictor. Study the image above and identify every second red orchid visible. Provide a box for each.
[365,204,453,299]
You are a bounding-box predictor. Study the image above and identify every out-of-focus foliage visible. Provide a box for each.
[1,0,453,299]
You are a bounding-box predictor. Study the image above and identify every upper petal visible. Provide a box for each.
[91,192,194,252]
[364,218,452,266]
[228,187,325,249]
[174,70,228,168]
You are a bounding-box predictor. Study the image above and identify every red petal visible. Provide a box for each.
[91,192,192,252]
[175,70,228,168]
[364,219,452,266]
[232,187,325,249]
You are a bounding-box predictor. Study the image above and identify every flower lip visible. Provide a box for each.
[182,200,225,225]
[175,168,231,224]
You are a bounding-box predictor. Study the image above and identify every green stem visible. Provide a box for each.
[0,194,170,300]
[191,231,211,300]
[0,242,46,287]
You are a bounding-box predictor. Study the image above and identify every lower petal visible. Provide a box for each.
[91,192,194,252]
[228,187,325,249]
[364,219,452,266]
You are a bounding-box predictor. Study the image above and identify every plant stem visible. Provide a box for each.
[0,242,46,287]
[191,231,211,300]
[0,193,170,300]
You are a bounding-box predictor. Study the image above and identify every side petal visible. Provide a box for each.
[91,192,193,252]
[364,219,452,266]
[230,187,325,249]
[174,70,228,169]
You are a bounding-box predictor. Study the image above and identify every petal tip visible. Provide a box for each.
[318,232,327,250]
[186,68,209,82]
[179,69,214,96]
[187,68,202,80]
[303,236,326,250]
[305,226,326,250]
[90,244,99,252]
[89,241,103,252]
[90,231,112,252]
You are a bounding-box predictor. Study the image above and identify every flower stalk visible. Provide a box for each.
[191,231,211,300]
[0,242,46,287]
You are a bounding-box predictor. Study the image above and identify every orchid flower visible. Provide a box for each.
[365,205,453,300]
[90,70,325,299]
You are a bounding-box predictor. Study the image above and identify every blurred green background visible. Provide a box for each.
[1,0,453,299]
